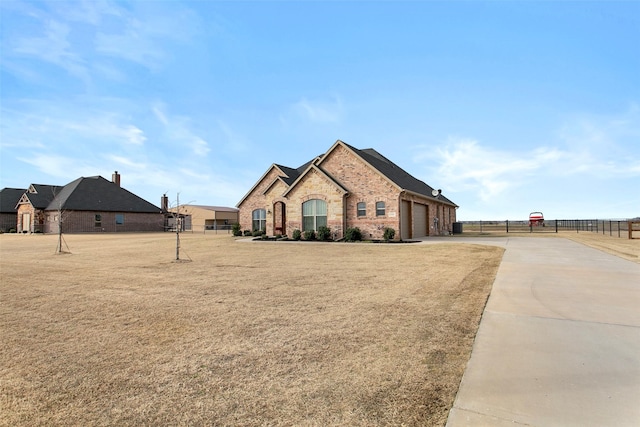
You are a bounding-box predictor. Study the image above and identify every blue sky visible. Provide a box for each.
[1,1,638,220]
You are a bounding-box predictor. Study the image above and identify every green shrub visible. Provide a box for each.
[303,230,316,241]
[317,226,331,241]
[243,230,252,236]
[232,223,242,236]
[344,227,362,242]
[383,227,396,241]
[292,229,301,241]
[252,229,265,237]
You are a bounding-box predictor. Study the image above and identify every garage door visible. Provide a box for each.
[414,203,428,238]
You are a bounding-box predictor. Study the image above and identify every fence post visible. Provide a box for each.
[506,220,509,233]
[555,220,558,233]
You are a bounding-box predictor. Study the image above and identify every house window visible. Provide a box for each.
[357,202,366,217]
[302,199,327,231]
[376,201,386,216]
[95,214,102,227]
[115,214,124,225]
[252,209,266,232]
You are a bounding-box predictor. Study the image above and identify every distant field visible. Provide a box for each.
[0,233,503,427]
[456,228,639,264]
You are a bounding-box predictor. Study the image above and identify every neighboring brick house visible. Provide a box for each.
[237,140,458,240]
[15,172,164,233]
[0,187,27,232]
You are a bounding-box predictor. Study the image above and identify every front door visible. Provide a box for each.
[22,213,31,233]
[274,202,286,236]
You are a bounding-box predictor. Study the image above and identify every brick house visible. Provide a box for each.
[0,187,27,232]
[15,172,164,233]
[237,140,458,240]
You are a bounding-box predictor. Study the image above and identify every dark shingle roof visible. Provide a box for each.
[0,188,27,213]
[343,143,457,206]
[47,176,160,213]
[23,184,65,209]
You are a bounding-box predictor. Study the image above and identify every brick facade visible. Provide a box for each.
[238,141,458,240]
[45,211,164,233]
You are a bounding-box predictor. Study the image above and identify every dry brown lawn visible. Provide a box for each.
[0,233,503,426]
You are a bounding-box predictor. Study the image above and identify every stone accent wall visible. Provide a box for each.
[16,204,39,233]
[284,168,346,238]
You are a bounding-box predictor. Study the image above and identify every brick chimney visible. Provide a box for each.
[112,171,121,187]
[161,194,169,212]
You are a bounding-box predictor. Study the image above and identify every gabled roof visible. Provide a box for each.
[237,163,297,207]
[18,184,64,209]
[237,140,457,207]
[282,164,349,198]
[342,142,457,206]
[46,176,160,213]
[0,188,27,213]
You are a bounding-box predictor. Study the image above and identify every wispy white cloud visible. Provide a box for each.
[1,101,147,152]
[415,105,640,204]
[152,103,210,156]
[419,138,556,201]
[16,154,99,180]
[11,19,90,83]
[2,0,199,85]
[217,120,250,153]
[282,95,345,125]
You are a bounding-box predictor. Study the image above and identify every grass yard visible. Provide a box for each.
[0,233,503,426]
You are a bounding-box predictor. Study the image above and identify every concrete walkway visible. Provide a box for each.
[439,237,640,426]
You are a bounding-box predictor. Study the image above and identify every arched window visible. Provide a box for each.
[252,209,266,232]
[302,199,327,231]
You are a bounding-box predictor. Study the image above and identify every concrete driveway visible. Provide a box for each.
[435,237,640,426]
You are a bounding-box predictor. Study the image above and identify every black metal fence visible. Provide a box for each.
[460,219,637,238]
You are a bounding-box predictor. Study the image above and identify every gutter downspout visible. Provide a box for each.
[399,191,406,240]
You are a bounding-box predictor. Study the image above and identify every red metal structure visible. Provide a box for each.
[529,212,544,227]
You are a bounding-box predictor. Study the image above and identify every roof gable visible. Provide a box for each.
[282,164,349,198]
[18,184,64,209]
[325,140,457,206]
[238,140,457,208]
[237,164,295,207]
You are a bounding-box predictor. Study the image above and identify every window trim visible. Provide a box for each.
[375,201,386,217]
[357,202,366,217]
[302,199,328,231]
[252,209,266,232]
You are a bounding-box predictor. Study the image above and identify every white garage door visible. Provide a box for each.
[414,203,428,238]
